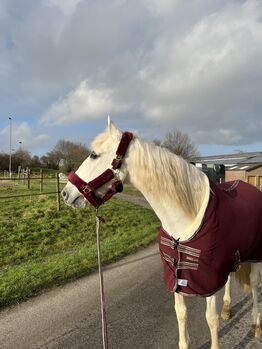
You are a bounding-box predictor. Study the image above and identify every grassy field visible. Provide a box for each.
[0,177,160,309]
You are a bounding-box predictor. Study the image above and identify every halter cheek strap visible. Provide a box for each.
[68,131,133,208]
[112,131,133,169]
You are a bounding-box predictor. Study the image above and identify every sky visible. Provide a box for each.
[0,0,262,157]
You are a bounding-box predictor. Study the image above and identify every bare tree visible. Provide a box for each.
[153,138,162,146]
[40,155,57,169]
[30,155,42,168]
[13,149,31,169]
[0,153,9,171]
[46,140,90,172]
[0,149,32,172]
[162,130,199,161]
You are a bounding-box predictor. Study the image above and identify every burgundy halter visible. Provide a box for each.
[68,132,133,209]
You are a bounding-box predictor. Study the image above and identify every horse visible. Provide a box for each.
[61,117,262,349]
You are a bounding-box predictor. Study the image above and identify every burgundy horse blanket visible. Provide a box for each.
[157,180,262,296]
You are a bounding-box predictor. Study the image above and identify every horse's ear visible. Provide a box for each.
[107,115,120,137]
[107,115,112,129]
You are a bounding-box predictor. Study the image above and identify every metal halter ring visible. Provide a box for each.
[82,185,91,193]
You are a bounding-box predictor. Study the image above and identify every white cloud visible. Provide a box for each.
[145,0,179,15]
[1,0,262,151]
[45,0,83,15]
[141,1,262,128]
[0,122,50,153]
[41,80,131,125]
[39,0,262,145]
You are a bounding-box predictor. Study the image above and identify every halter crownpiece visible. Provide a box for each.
[68,131,133,208]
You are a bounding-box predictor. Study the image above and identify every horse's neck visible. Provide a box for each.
[137,190,194,241]
[126,139,210,241]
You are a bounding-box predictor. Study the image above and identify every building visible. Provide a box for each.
[193,152,262,190]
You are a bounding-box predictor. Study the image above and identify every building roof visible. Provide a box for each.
[226,163,262,171]
[193,151,262,166]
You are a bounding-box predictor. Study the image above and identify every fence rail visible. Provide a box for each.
[0,191,59,198]
[0,172,63,210]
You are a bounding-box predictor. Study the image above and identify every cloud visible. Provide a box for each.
[45,0,83,15]
[139,0,262,144]
[0,122,50,153]
[39,0,262,146]
[41,80,131,125]
[1,0,262,151]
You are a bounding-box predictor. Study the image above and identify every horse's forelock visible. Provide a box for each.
[91,127,122,153]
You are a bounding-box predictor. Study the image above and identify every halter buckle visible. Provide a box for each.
[82,185,91,193]
[112,155,123,169]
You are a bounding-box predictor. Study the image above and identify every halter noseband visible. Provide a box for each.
[68,132,133,209]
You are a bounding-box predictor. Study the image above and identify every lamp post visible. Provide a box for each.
[9,117,12,178]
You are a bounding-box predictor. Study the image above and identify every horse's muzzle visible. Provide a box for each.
[61,187,86,209]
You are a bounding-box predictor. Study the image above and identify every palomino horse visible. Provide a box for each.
[62,118,262,349]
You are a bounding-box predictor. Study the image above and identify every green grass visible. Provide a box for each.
[122,184,144,196]
[0,176,57,196]
[0,180,160,308]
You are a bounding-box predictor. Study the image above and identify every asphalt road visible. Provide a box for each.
[0,243,261,349]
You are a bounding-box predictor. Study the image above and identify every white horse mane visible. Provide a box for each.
[92,127,208,219]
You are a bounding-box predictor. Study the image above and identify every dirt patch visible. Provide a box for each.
[0,180,16,188]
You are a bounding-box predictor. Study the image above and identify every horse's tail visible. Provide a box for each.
[235,262,252,293]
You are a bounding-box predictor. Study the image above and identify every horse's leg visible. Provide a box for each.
[250,262,261,338]
[221,274,231,320]
[174,293,189,349]
[206,295,220,349]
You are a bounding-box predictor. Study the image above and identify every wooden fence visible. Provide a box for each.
[0,171,64,211]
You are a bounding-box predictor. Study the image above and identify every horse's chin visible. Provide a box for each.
[67,196,87,209]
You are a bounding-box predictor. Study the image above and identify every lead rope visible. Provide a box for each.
[95,209,109,349]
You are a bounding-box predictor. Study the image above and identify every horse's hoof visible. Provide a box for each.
[252,324,261,338]
[221,310,231,320]
[221,306,231,321]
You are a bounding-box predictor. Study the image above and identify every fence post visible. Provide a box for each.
[40,169,43,193]
[27,169,30,189]
[56,173,61,211]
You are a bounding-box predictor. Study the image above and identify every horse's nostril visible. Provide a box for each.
[61,189,68,199]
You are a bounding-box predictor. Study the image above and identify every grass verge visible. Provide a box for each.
[0,186,160,309]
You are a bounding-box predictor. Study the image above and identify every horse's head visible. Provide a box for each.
[61,117,133,209]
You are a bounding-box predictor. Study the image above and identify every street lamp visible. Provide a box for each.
[9,117,12,178]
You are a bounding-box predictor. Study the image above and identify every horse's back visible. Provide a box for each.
[216,180,262,261]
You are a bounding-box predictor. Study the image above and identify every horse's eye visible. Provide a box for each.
[90,151,99,159]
